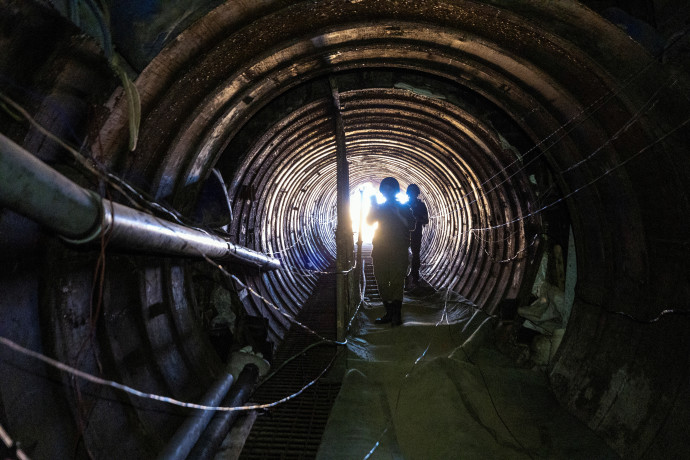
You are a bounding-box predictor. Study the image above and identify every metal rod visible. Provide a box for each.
[100,201,280,270]
[187,363,260,460]
[329,75,352,343]
[0,133,280,270]
[156,373,235,460]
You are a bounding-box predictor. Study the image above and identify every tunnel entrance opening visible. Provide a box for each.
[3,1,689,458]
[350,183,377,245]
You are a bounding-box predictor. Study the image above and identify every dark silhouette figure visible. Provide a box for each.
[407,183,429,287]
[367,177,415,326]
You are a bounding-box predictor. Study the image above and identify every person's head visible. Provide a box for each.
[379,177,400,200]
[407,183,421,199]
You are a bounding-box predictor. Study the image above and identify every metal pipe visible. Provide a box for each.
[156,372,234,460]
[100,201,280,270]
[187,363,260,460]
[0,133,100,239]
[0,133,280,270]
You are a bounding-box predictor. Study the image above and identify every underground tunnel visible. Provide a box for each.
[1,0,689,458]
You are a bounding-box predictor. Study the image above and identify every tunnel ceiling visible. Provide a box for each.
[88,2,690,454]
[2,0,690,458]
[219,69,539,309]
[94,0,688,318]
[92,2,688,456]
[91,1,690,455]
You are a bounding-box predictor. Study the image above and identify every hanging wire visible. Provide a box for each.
[455,76,675,238]
[263,229,311,256]
[201,255,348,346]
[469,110,690,233]
[0,37,687,456]
[479,232,542,264]
[0,335,341,413]
[257,265,367,389]
[0,423,30,460]
[432,57,659,220]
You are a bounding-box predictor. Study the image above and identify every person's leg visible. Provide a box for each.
[375,301,393,324]
[391,299,402,326]
[389,252,408,326]
[410,237,422,282]
[373,257,394,324]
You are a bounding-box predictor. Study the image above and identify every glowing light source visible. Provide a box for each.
[351,183,410,243]
[351,183,378,243]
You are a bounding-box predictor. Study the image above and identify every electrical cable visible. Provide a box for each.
[432,56,660,220]
[0,335,342,414]
[462,77,673,237]
[457,78,665,225]
[468,110,690,233]
[202,254,348,346]
[1,29,688,458]
[479,232,542,264]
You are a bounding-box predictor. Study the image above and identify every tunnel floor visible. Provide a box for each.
[224,251,617,459]
[316,276,618,459]
[235,272,341,458]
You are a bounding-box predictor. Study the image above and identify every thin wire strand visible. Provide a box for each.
[202,254,348,346]
[456,78,671,236]
[0,423,30,460]
[432,58,658,219]
[468,112,690,233]
[263,230,311,256]
[480,232,541,264]
[0,335,339,413]
[459,79,665,222]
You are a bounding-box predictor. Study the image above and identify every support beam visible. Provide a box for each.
[329,76,352,342]
[0,133,280,270]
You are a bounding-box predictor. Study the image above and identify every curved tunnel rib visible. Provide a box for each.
[1,1,689,458]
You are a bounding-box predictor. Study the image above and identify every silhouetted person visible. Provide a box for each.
[407,184,429,287]
[367,177,415,326]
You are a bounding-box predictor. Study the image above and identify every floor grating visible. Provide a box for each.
[239,272,341,459]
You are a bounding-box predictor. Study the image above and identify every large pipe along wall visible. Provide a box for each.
[1,1,689,458]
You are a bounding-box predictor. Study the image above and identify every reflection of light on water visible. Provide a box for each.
[351,183,410,243]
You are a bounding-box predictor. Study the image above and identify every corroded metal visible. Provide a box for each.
[3,0,690,458]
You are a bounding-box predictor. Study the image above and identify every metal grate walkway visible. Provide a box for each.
[239,272,341,459]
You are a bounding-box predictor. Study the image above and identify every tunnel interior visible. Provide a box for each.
[1,0,690,458]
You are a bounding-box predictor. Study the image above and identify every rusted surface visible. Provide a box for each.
[2,0,690,458]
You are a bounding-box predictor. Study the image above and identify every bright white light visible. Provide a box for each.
[351,183,412,243]
[351,183,379,244]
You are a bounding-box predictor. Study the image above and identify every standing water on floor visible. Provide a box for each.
[317,280,616,459]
